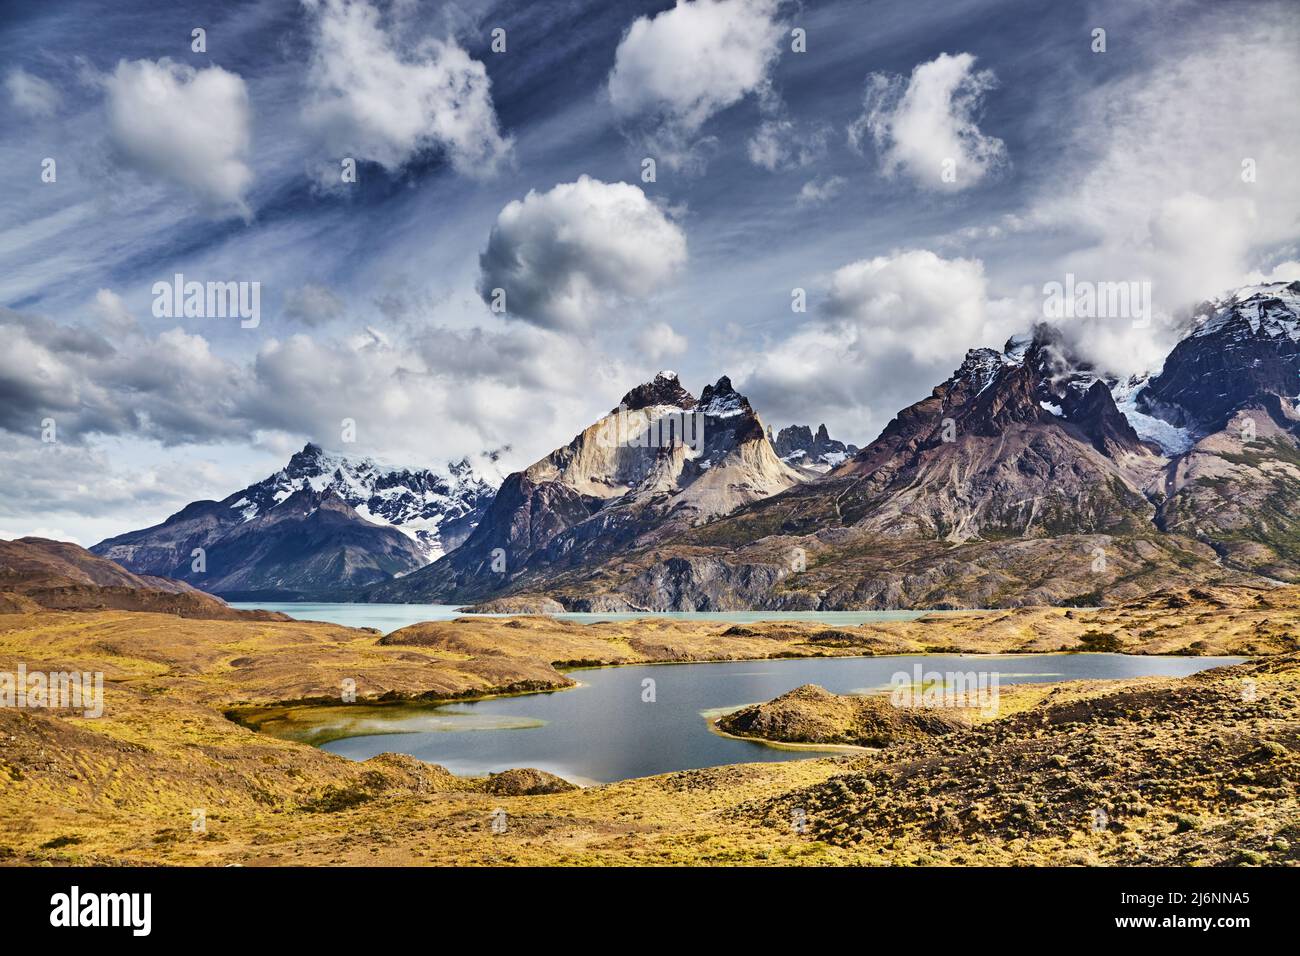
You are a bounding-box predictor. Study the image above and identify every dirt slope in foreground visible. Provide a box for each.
[0,537,288,622]
[746,655,1300,865]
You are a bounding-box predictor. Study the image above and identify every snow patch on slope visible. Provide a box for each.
[1112,379,1195,455]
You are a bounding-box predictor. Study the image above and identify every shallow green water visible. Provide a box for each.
[229,600,956,634]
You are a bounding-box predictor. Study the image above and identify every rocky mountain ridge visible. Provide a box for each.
[773,423,859,471]
[91,443,501,598]
[363,371,804,603]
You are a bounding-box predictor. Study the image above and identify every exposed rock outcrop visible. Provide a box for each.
[466,594,566,615]
[774,423,859,471]
[718,684,964,747]
[483,768,578,795]
[1139,282,1300,431]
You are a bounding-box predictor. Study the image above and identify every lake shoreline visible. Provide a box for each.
[3,590,1297,866]
[225,591,1283,764]
[235,645,1250,750]
[309,651,1243,782]
[229,599,959,634]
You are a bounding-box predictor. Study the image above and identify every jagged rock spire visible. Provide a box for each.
[618,370,697,411]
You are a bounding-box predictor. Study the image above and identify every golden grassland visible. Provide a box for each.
[1,583,1298,866]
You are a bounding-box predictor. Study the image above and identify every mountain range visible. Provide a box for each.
[91,444,501,599]
[92,280,1300,609]
[576,282,1298,610]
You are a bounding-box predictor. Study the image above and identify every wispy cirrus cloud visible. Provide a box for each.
[5,66,60,117]
[796,175,846,206]
[747,117,830,171]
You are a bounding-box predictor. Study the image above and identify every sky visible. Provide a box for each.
[2,0,1298,545]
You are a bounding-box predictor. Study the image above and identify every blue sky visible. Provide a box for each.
[2,0,1298,544]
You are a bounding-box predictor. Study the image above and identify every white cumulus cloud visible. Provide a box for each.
[478,176,688,333]
[302,0,511,176]
[849,52,1005,192]
[822,249,1020,361]
[608,0,785,169]
[104,58,253,217]
[738,249,1026,443]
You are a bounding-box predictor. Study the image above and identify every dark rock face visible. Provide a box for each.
[373,472,608,602]
[774,423,859,470]
[91,499,244,591]
[693,375,768,461]
[461,473,603,561]
[189,488,427,598]
[1139,282,1300,431]
[812,325,1157,541]
[618,370,696,411]
[616,556,790,611]
[89,486,431,601]
[1061,379,1146,457]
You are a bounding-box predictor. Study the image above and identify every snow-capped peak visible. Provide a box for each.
[227,443,501,561]
[1191,280,1300,343]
